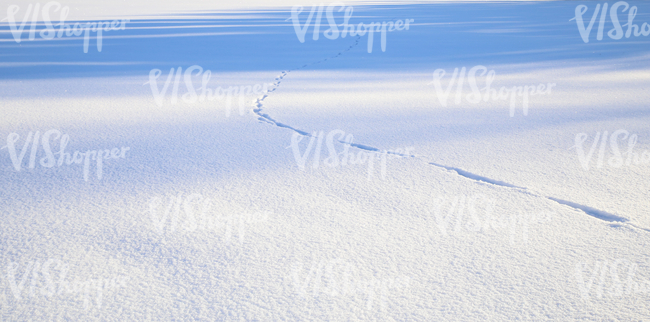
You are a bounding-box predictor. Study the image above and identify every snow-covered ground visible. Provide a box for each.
[1,0,650,320]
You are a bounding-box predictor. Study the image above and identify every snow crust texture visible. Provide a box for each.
[1,0,650,321]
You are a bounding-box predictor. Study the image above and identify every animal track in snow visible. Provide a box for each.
[249,35,647,232]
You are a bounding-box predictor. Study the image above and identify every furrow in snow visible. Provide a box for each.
[248,34,645,232]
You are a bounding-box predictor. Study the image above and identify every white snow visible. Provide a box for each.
[1,0,650,320]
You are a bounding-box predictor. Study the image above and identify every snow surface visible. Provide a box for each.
[1,0,650,320]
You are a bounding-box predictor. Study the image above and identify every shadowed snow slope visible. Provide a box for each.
[1,1,649,320]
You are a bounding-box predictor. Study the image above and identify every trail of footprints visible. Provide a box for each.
[250,36,647,232]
